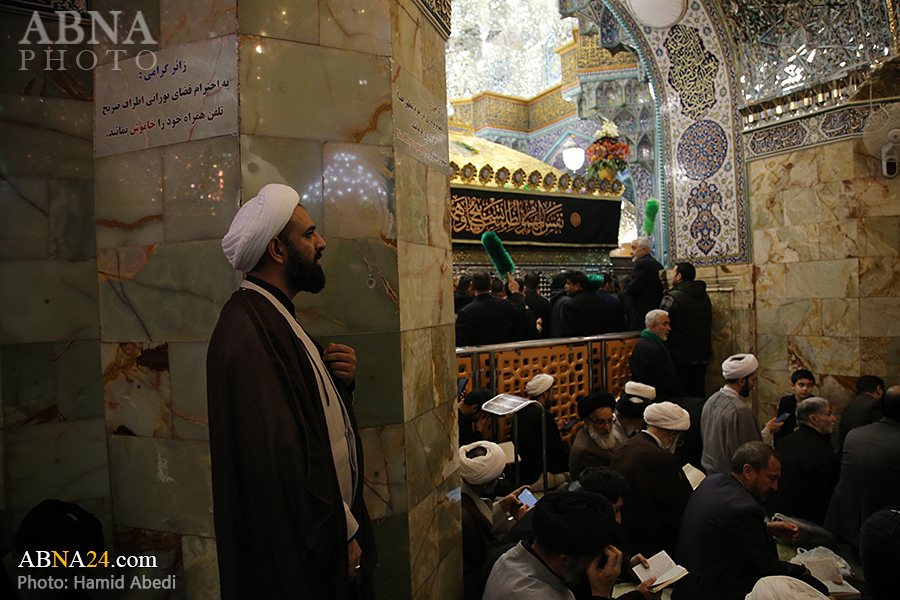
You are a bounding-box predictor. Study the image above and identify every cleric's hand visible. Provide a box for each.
[324,343,356,384]
[587,545,623,598]
[767,520,800,542]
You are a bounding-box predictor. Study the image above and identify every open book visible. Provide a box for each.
[806,557,860,599]
[632,550,688,592]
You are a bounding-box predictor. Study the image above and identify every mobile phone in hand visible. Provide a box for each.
[561,417,579,432]
[516,488,538,508]
[775,412,789,423]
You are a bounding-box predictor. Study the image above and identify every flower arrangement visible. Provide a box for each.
[586,121,630,177]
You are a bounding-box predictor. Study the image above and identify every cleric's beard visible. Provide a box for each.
[588,426,617,450]
[284,237,326,293]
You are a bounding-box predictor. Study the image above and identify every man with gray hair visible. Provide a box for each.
[629,309,685,401]
[767,397,839,525]
[625,236,664,331]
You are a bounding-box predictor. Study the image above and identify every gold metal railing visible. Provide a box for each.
[456,332,640,444]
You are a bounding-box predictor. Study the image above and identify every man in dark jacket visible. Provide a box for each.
[826,386,900,547]
[597,274,628,333]
[674,442,823,600]
[839,375,885,449]
[560,270,607,337]
[454,273,474,313]
[629,309,685,401]
[659,262,712,398]
[455,271,529,346]
[547,272,569,338]
[523,272,552,338]
[625,237,663,331]
[768,397,839,525]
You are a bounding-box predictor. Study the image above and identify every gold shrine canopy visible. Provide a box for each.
[448,131,623,248]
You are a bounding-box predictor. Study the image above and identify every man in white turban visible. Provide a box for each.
[612,382,654,447]
[207,184,374,600]
[610,402,694,557]
[516,374,570,486]
[460,441,532,599]
[700,353,783,474]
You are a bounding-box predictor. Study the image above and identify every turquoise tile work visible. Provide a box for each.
[108,436,214,537]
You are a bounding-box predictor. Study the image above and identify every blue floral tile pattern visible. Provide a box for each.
[677,120,727,180]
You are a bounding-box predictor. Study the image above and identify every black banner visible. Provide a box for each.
[451,186,621,247]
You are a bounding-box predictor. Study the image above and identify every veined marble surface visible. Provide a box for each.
[160,0,237,48]
[102,342,172,438]
[95,148,165,250]
[405,399,457,509]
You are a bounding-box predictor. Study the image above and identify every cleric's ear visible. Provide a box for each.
[264,236,288,265]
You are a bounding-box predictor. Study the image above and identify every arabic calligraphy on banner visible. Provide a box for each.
[451,186,621,247]
[94,35,238,157]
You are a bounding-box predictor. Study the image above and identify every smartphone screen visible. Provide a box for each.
[561,417,579,432]
[456,378,469,398]
[517,488,538,508]
[775,412,789,423]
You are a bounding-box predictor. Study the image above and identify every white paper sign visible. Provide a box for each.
[94,35,238,157]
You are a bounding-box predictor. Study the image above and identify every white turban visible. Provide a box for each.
[643,402,690,431]
[459,441,507,485]
[624,381,656,400]
[745,576,829,600]
[722,353,759,380]
[526,374,554,397]
[222,184,300,273]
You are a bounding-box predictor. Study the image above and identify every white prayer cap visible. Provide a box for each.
[643,402,690,431]
[526,374,554,397]
[624,381,656,401]
[222,184,300,273]
[722,353,759,380]
[745,576,829,600]
[459,441,507,485]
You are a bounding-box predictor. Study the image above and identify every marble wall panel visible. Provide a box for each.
[103,342,172,438]
[858,216,900,257]
[821,298,860,338]
[292,237,399,337]
[94,149,165,250]
[860,337,900,378]
[320,331,403,429]
[402,328,435,421]
[0,259,100,344]
[756,335,787,372]
[108,436,214,536]
[98,240,240,342]
[0,178,49,260]
[322,143,396,240]
[240,135,324,225]
[371,513,412,599]
[785,259,858,299]
[163,136,241,243]
[859,257,900,298]
[815,140,856,184]
[754,264,787,299]
[784,149,819,188]
[432,542,463,600]
[237,0,318,44]
[756,299,822,336]
[405,400,457,509]
[782,187,821,227]
[425,166,452,251]
[747,157,790,201]
[748,191,783,231]
[1,341,103,425]
[359,423,406,520]
[788,336,860,376]
[5,418,109,511]
[160,0,237,48]
[395,152,429,246]
[753,225,819,264]
[89,0,161,64]
[181,535,219,600]
[169,342,210,441]
[113,527,183,600]
[757,369,792,407]
[818,220,857,260]
[813,181,861,221]
[48,179,96,260]
[320,0,391,56]
[859,298,900,337]
[818,375,856,411]
[398,242,453,331]
[856,176,900,218]
[0,95,92,179]
[239,38,392,145]
[417,10,448,99]
[435,471,461,563]
[391,0,425,83]
[431,325,457,419]
[409,487,440,594]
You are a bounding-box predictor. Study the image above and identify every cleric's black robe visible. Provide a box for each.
[207,285,375,600]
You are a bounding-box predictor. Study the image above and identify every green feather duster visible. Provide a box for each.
[642,198,660,237]
[481,231,515,279]
[587,274,604,293]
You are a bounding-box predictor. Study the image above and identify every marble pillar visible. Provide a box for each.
[1,1,458,599]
